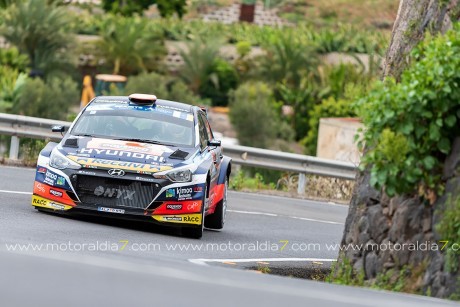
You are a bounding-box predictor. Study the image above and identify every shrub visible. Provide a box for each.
[0,47,29,72]
[229,82,277,148]
[12,77,78,120]
[199,58,239,107]
[125,72,169,98]
[302,96,356,155]
[356,26,460,196]
[125,72,205,105]
[436,192,460,273]
[0,67,27,113]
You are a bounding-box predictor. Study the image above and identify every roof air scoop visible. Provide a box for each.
[128,93,157,105]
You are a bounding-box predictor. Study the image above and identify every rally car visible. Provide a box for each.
[32,94,231,238]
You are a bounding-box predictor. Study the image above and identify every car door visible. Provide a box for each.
[198,112,219,209]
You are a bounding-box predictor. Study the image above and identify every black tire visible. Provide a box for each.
[182,183,206,239]
[204,176,228,230]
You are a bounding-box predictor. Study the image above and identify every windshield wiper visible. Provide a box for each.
[73,133,96,137]
[114,138,176,147]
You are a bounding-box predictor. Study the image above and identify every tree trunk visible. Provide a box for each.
[383,0,457,80]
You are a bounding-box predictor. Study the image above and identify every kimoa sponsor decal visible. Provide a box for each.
[67,156,173,174]
[31,195,72,211]
[166,186,194,200]
[152,214,202,225]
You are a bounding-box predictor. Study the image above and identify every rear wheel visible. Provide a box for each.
[204,177,228,230]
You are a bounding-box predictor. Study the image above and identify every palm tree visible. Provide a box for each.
[178,38,221,94]
[97,16,166,75]
[257,31,318,87]
[0,0,76,77]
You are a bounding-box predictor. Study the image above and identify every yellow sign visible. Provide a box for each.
[152,213,202,225]
[32,195,73,211]
[67,156,173,174]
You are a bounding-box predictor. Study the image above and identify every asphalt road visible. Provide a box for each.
[0,165,457,307]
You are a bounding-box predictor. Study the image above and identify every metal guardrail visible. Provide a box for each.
[0,113,358,195]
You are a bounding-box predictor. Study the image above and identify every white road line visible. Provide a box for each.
[228,209,278,217]
[228,191,346,208]
[189,257,336,265]
[288,216,343,225]
[0,190,32,195]
[227,209,343,225]
[0,190,343,225]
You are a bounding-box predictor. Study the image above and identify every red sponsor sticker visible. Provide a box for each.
[33,181,75,206]
[154,200,202,215]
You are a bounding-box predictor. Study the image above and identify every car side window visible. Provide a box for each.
[201,113,214,140]
[198,113,209,150]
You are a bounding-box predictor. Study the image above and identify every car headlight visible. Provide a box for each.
[49,149,81,170]
[154,168,193,182]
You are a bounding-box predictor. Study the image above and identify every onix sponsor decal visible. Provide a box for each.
[94,186,135,200]
[152,213,202,225]
[31,195,72,211]
[67,156,173,174]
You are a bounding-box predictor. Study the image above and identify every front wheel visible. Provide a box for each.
[204,177,228,230]
[182,183,207,239]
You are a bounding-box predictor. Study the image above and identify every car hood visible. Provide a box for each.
[58,136,198,174]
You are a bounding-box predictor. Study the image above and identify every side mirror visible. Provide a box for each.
[208,139,221,147]
[51,125,65,133]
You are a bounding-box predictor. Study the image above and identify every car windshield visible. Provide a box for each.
[71,107,195,147]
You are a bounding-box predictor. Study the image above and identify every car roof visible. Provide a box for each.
[90,96,195,113]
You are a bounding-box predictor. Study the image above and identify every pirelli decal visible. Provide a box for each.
[152,214,202,225]
[31,195,73,211]
[66,156,173,174]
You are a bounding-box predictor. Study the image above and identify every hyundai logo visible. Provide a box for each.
[108,169,125,177]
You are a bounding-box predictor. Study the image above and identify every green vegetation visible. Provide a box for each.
[436,192,460,273]
[102,0,187,18]
[97,16,166,75]
[326,258,365,286]
[0,0,387,157]
[229,82,278,148]
[328,260,429,295]
[357,26,460,197]
[1,0,76,78]
[230,170,276,191]
[13,77,79,120]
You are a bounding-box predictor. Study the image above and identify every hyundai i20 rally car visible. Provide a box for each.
[32,94,231,238]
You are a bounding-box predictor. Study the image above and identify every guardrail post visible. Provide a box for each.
[297,173,306,195]
[9,136,19,160]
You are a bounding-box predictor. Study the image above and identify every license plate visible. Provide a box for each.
[98,207,125,214]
